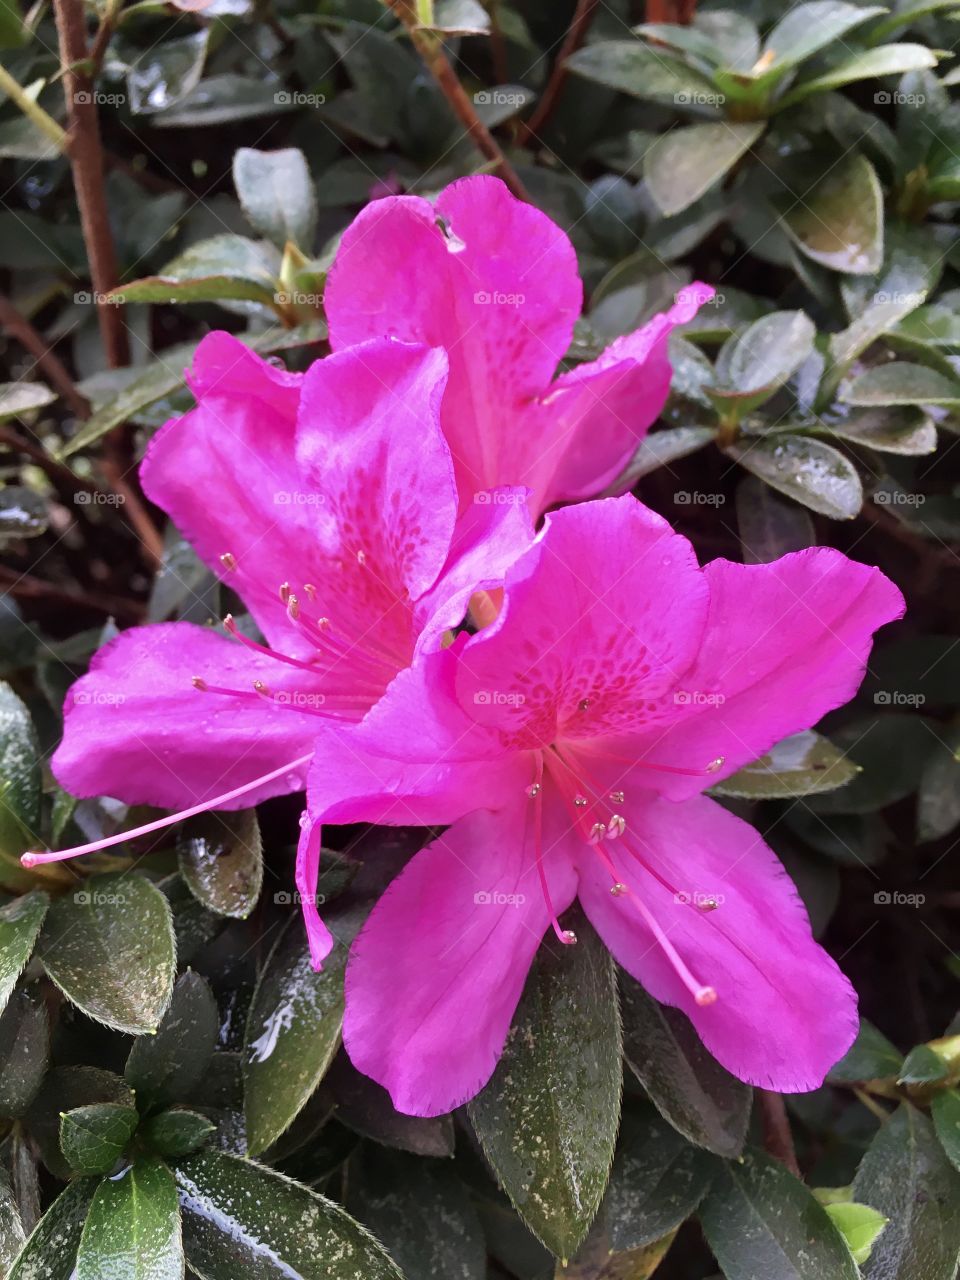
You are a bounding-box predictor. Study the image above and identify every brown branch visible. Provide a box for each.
[0,564,145,622]
[385,0,529,201]
[0,293,90,419]
[646,0,696,20]
[516,0,599,145]
[0,424,103,497]
[758,1089,800,1177]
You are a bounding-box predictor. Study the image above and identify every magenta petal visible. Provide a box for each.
[141,333,313,652]
[52,623,319,809]
[343,791,578,1115]
[577,790,858,1091]
[295,812,335,970]
[625,547,905,799]
[325,176,581,503]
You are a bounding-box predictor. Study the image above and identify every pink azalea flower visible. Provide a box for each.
[299,496,904,1116]
[324,174,712,515]
[27,332,532,966]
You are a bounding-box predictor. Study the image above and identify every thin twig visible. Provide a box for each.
[0,293,90,419]
[385,0,529,201]
[0,565,145,622]
[516,0,599,145]
[758,1090,800,1177]
[0,424,103,497]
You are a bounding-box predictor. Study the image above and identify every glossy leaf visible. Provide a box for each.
[712,731,859,798]
[778,44,938,108]
[783,155,883,274]
[842,362,960,409]
[243,915,346,1155]
[26,1066,135,1180]
[127,30,210,114]
[76,1157,183,1280]
[645,123,764,217]
[853,1105,960,1280]
[468,910,621,1259]
[37,873,176,1034]
[8,1177,98,1280]
[726,436,863,519]
[142,1109,217,1158]
[822,407,937,455]
[0,892,47,1016]
[60,1103,140,1175]
[177,810,263,919]
[0,682,41,869]
[174,1149,403,1278]
[717,311,816,395]
[620,974,750,1158]
[0,986,48,1117]
[233,147,317,250]
[126,971,219,1110]
[931,1090,960,1172]
[700,1148,858,1279]
[0,383,55,420]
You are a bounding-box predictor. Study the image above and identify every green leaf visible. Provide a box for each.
[126,971,218,1110]
[603,1108,717,1251]
[842,362,960,408]
[174,1150,403,1278]
[783,155,883,275]
[8,1177,99,1280]
[150,74,292,128]
[233,147,317,251]
[141,1108,216,1158]
[37,873,176,1034]
[468,910,622,1259]
[930,1090,960,1172]
[717,310,816,395]
[349,1149,485,1280]
[712,731,859,798]
[567,41,719,104]
[0,986,48,1117]
[809,714,936,814]
[0,0,25,49]
[821,407,937,455]
[60,324,324,458]
[60,1103,140,1175]
[0,487,47,543]
[608,426,716,488]
[917,726,960,842]
[109,235,282,311]
[0,682,41,868]
[26,1066,135,1180]
[0,893,47,1015]
[823,1202,888,1266]
[828,1020,904,1084]
[76,1157,183,1280]
[0,1169,24,1273]
[243,915,346,1156]
[700,1147,859,1280]
[620,974,750,1158]
[0,383,55,420]
[177,810,263,920]
[645,123,764,217]
[127,30,210,114]
[763,2,886,70]
[778,44,938,107]
[853,1104,960,1279]
[736,475,815,563]
[726,436,863,519]
[898,1043,948,1086]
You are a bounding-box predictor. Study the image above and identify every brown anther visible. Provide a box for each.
[253,680,272,697]
[286,594,301,621]
[609,790,625,804]
[304,583,317,601]
[610,882,627,897]
[705,756,725,773]
[219,552,237,572]
[191,676,208,691]
[279,582,291,605]
[526,783,541,797]
[574,794,588,808]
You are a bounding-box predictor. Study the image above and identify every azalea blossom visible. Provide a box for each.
[299,496,904,1116]
[26,332,531,965]
[324,174,712,515]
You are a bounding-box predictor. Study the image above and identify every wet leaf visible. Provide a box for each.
[712,731,859,798]
[60,1102,140,1175]
[174,1149,403,1278]
[828,1020,903,1085]
[468,910,622,1259]
[0,383,55,420]
[0,986,48,1117]
[842,362,960,409]
[233,147,317,251]
[822,407,937,455]
[700,1147,858,1279]
[917,726,960,842]
[77,1157,183,1280]
[716,311,816,395]
[142,1109,216,1158]
[0,682,41,870]
[607,427,716,489]
[783,155,883,275]
[645,123,764,217]
[37,873,176,1034]
[243,914,346,1155]
[0,893,47,1018]
[8,1177,98,1280]
[726,435,863,519]
[126,971,219,1111]
[177,810,263,920]
[853,1104,960,1279]
[620,975,750,1158]
[0,487,47,542]
[26,1066,135,1180]
[127,30,210,114]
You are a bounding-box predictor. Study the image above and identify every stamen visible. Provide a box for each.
[304,583,317,601]
[279,582,291,605]
[577,698,590,712]
[581,744,727,779]
[589,822,606,844]
[528,752,576,946]
[697,896,720,911]
[222,616,320,674]
[286,594,301,621]
[22,753,314,867]
[610,883,627,896]
[526,782,541,797]
[219,552,237,572]
[606,814,626,840]
[253,680,272,699]
[609,790,624,804]
[356,550,367,566]
[574,794,587,808]
[705,757,725,773]
[191,676,207,690]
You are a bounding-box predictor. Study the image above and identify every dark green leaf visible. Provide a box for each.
[126,971,218,1110]
[853,1104,960,1279]
[60,1102,140,1175]
[809,715,936,814]
[8,1178,98,1280]
[174,1149,403,1278]
[712,731,859,798]
[142,1109,216,1158]
[566,41,718,104]
[645,123,764,217]
[0,892,47,1015]
[608,426,716,488]
[763,2,885,70]
[828,1020,903,1084]
[821,407,937,455]
[717,311,816,395]
[736,475,815,563]
[243,915,346,1156]
[930,1090,960,1172]
[898,1044,948,1086]
[233,148,317,250]
[700,1147,858,1279]
[468,910,621,1258]
[0,682,41,868]
[0,986,48,1116]
[620,974,751,1158]
[917,727,960,842]
[726,436,863,519]
[177,810,263,920]
[783,155,883,275]
[26,1066,135,1180]
[38,873,176,1034]
[77,1157,183,1280]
